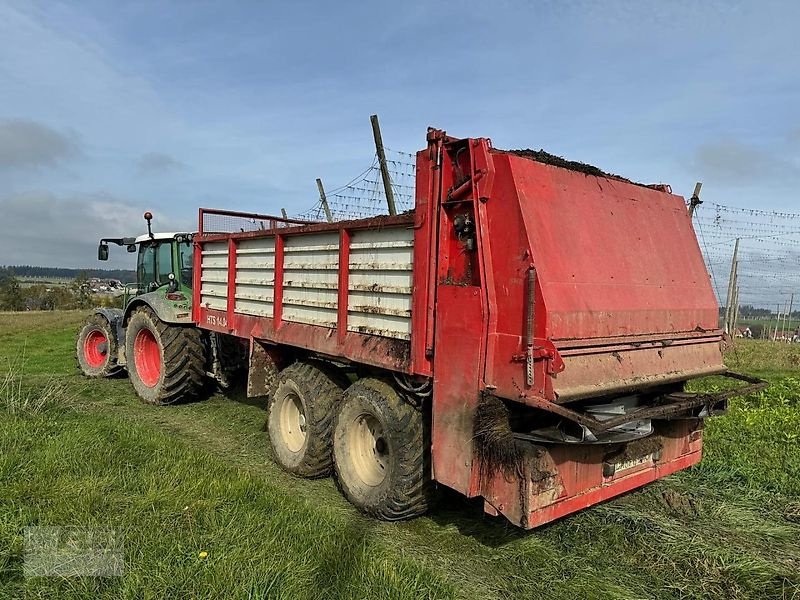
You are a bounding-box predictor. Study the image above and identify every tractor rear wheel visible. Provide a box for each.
[333,378,432,521]
[125,306,206,405]
[267,361,346,477]
[76,314,121,377]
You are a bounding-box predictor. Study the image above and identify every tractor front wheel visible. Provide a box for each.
[125,306,206,405]
[76,314,121,377]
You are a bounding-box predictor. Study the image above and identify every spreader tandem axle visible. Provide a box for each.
[77,128,764,528]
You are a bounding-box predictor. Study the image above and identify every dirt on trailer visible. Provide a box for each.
[497,148,651,188]
[473,394,547,480]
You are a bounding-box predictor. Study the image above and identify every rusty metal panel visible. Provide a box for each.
[551,339,726,403]
[481,419,703,529]
[234,237,275,317]
[200,242,228,312]
[347,227,414,340]
[246,339,282,398]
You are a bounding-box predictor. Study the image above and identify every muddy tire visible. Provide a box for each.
[333,378,431,521]
[76,314,122,377]
[125,306,206,405]
[267,361,346,478]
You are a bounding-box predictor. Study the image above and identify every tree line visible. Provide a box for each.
[719,304,799,319]
[0,265,135,282]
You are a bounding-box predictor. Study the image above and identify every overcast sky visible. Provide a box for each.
[1,0,798,269]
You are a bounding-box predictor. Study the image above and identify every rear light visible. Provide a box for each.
[166,292,187,301]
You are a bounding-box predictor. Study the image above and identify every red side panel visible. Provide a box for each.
[431,285,484,496]
[193,213,428,376]
[502,154,718,340]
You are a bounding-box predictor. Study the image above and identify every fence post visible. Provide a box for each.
[723,238,740,334]
[370,114,397,216]
[688,182,703,217]
[316,178,333,223]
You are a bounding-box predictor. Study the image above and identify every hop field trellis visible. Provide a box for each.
[693,202,800,323]
[296,148,416,222]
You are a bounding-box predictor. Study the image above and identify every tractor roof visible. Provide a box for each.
[134,232,192,244]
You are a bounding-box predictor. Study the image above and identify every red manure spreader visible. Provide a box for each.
[78,128,764,528]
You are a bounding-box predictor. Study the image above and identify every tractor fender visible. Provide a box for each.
[123,292,194,327]
[93,307,126,349]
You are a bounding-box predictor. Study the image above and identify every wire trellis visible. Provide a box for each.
[297,148,416,222]
[693,202,800,311]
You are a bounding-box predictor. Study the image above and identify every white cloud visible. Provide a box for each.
[0,191,191,269]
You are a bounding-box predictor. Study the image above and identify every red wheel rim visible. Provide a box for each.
[134,328,161,387]
[83,330,108,368]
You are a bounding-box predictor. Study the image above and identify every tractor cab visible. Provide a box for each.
[128,232,194,303]
[96,212,194,322]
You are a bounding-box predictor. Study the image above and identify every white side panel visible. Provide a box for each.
[200,242,229,312]
[234,237,275,317]
[282,232,340,328]
[347,227,414,340]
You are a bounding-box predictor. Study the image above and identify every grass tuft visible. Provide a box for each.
[0,358,74,416]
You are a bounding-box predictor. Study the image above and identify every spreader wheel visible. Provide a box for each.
[76,314,121,377]
[125,306,206,405]
[333,378,432,521]
[267,361,346,478]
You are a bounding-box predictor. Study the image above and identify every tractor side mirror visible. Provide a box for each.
[98,243,109,261]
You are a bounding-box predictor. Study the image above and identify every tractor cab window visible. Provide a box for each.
[137,243,157,291]
[156,242,173,283]
[178,240,193,288]
[137,241,173,291]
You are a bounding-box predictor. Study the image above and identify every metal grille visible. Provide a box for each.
[199,209,314,236]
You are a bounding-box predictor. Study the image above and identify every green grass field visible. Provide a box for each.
[1,312,798,599]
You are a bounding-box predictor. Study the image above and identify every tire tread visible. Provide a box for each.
[126,306,206,405]
[76,313,122,378]
[267,360,345,477]
[334,377,432,521]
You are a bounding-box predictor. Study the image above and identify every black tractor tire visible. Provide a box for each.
[333,378,432,521]
[267,361,346,478]
[125,306,206,405]
[76,314,122,378]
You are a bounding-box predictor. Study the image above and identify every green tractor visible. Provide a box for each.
[76,212,242,404]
